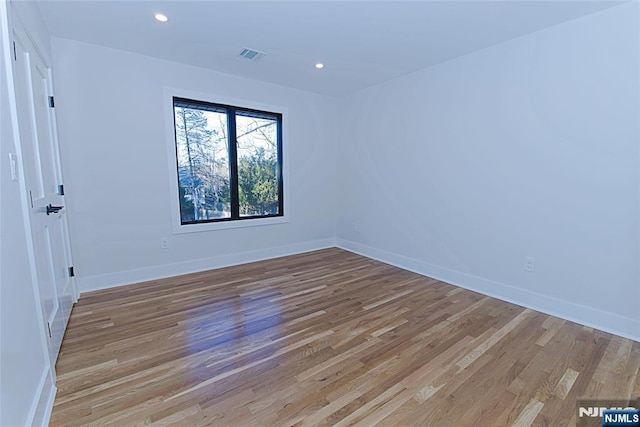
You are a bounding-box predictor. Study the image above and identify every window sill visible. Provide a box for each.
[172,215,290,234]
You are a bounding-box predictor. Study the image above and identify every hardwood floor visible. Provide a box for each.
[51,248,639,426]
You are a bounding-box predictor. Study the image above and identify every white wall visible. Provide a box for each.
[50,38,338,292]
[336,3,640,341]
[1,2,55,426]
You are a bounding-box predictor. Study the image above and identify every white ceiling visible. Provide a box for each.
[36,0,623,97]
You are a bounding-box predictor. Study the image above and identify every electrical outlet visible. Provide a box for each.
[352,221,358,232]
[524,256,535,272]
[160,237,169,249]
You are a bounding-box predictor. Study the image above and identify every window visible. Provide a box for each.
[171,97,284,226]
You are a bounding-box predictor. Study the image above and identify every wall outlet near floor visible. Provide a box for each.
[524,256,535,272]
[352,221,358,232]
[160,237,169,249]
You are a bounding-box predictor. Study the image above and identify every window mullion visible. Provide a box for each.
[228,109,240,219]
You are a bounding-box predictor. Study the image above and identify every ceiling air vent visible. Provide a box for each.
[238,48,266,61]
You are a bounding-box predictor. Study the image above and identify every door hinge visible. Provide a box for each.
[29,190,33,208]
[47,322,52,338]
[12,41,16,61]
[49,96,55,108]
[68,266,75,277]
[58,184,65,195]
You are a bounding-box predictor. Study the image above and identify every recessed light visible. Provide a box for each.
[315,63,325,69]
[154,13,168,22]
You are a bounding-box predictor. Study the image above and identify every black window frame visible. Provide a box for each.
[172,96,284,225]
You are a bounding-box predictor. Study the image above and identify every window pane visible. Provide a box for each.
[236,114,279,217]
[174,105,231,223]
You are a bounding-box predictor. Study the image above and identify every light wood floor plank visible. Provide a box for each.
[51,248,640,426]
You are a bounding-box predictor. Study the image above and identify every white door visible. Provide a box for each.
[11,27,77,367]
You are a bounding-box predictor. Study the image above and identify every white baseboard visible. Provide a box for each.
[28,368,55,427]
[336,239,640,342]
[76,237,639,342]
[78,238,337,294]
